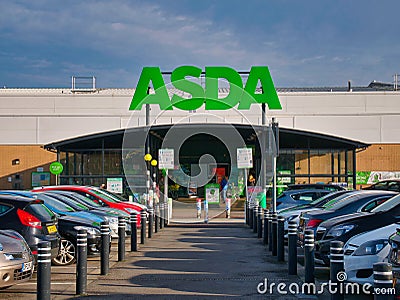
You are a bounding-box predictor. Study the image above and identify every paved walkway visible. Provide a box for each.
[73,221,301,299]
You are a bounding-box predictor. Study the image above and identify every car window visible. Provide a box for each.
[90,189,118,203]
[25,203,55,221]
[0,203,12,215]
[291,192,320,201]
[361,196,391,212]
[388,182,400,192]
[371,194,400,212]
[372,182,388,190]
[38,194,75,212]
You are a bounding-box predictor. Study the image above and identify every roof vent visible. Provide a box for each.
[71,76,96,93]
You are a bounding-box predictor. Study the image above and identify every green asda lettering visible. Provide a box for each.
[129,66,281,111]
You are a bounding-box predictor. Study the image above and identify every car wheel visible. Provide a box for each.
[52,239,76,266]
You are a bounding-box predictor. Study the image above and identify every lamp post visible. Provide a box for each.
[151,159,158,207]
[144,154,152,207]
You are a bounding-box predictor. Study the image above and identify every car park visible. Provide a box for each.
[0,191,103,266]
[344,223,397,285]
[0,229,34,289]
[299,190,395,235]
[38,190,127,238]
[34,186,144,224]
[0,194,60,262]
[276,189,332,210]
[278,190,351,235]
[313,192,400,265]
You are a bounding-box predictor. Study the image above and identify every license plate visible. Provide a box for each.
[47,224,57,234]
[21,261,33,272]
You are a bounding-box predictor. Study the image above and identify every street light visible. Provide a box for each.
[144,154,152,206]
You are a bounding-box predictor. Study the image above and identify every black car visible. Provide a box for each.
[0,194,60,261]
[314,192,400,265]
[299,190,396,233]
[389,229,400,280]
[286,183,346,192]
[363,179,400,193]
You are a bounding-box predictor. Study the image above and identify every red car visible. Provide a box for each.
[32,186,146,225]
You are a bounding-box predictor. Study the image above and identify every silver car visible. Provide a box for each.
[0,230,34,288]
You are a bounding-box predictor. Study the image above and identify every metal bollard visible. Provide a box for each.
[253,205,258,233]
[130,212,138,252]
[155,204,159,233]
[373,262,394,300]
[148,208,154,238]
[164,202,168,227]
[263,210,269,245]
[76,228,87,295]
[304,229,315,285]
[118,216,126,261]
[249,205,253,229]
[160,203,164,229]
[225,198,231,219]
[37,241,51,300]
[271,214,278,256]
[268,213,273,251]
[245,200,248,225]
[196,198,202,219]
[288,221,298,275]
[140,210,147,244]
[100,221,110,275]
[330,241,344,300]
[257,206,263,239]
[277,216,285,262]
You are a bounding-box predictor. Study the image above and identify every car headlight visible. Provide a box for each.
[4,253,14,260]
[353,239,389,256]
[326,224,355,238]
[74,226,101,236]
[0,242,3,252]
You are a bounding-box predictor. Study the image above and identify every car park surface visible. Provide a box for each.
[0,230,34,289]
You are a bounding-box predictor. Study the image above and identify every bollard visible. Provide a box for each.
[76,228,87,295]
[155,204,159,233]
[373,262,394,300]
[100,221,110,275]
[225,198,231,219]
[37,241,51,300]
[249,205,253,229]
[196,198,202,219]
[164,201,169,227]
[148,208,154,238]
[245,200,248,225]
[257,206,263,239]
[288,221,298,275]
[160,203,164,229]
[268,213,273,251]
[130,212,138,252]
[271,214,278,256]
[252,205,258,233]
[204,199,209,223]
[330,241,344,300]
[141,210,147,244]
[118,216,126,261]
[263,210,269,245]
[277,216,285,262]
[304,229,315,285]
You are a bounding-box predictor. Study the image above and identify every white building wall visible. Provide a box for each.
[0,88,399,145]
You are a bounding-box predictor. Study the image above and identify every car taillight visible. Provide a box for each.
[306,219,323,228]
[17,209,42,229]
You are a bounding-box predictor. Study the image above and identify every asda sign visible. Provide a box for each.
[129,66,281,111]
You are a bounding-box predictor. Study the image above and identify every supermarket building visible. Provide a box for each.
[0,77,399,194]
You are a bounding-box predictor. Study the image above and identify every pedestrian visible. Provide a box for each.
[100,183,106,189]
[248,174,255,186]
[220,176,228,203]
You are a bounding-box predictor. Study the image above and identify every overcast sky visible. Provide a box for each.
[1,0,399,88]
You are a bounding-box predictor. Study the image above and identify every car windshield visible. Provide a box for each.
[36,194,76,212]
[65,192,102,208]
[46,193,90,211]
[371,194,400,213]
[90,189,119,203]
[25,202,56,221]
[309,190,348,207]
[322,192,361,209]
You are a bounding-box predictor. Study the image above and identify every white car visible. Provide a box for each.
[343,223,398,284]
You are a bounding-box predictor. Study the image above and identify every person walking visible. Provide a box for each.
[220,176,228,203]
